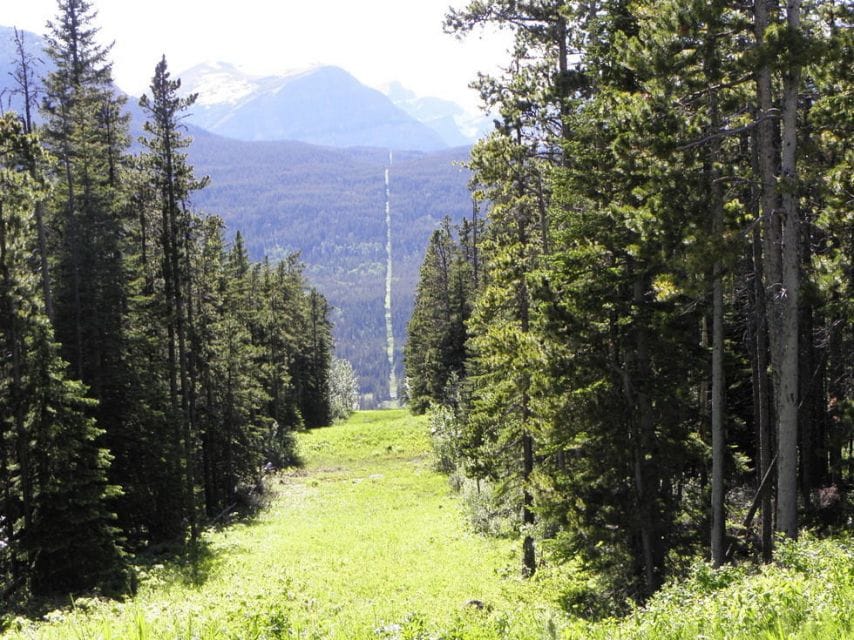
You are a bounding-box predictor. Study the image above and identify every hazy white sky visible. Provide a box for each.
[2,0,510,112]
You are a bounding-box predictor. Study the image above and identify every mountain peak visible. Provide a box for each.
[176,63,448,151]
[381,81,491,147]
[382,81,417,102]
[180,62,257,106]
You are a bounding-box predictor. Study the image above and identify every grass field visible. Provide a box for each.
[3,410,851,639]
[2,410,568,639]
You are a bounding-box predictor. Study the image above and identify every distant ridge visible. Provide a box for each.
[178,62,448,151]
[382,80,491,147]
[0,25,476,402]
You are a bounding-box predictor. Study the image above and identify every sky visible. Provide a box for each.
[2,0,511,113]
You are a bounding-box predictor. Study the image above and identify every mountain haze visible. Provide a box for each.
[382,81,490,146]
[178,62,449,151]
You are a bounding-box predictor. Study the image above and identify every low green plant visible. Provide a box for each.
[564,533,853,640]
[1,410,571,640]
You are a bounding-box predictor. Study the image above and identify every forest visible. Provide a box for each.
[0,0,361,609]
[406,0,852,605]
[0,0,852,636]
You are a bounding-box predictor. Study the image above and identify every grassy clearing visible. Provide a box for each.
[1,410,567,639]
[3,410,851,639]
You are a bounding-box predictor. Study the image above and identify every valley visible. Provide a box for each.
[1,25,478,403]
[3,5,851,636]
[185,132,473,403]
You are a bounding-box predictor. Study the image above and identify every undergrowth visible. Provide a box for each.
[561,533,854,640]
[1,410,850,639]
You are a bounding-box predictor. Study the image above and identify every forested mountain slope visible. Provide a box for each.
[185,130,473,402]
[1,24,476,403]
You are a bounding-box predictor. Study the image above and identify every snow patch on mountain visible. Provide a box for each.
[175,63,448,151]
[181,62,321,106]
[381,81,491,145]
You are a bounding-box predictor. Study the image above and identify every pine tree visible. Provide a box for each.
[298,289,333,428]
[1,113,124,599]
[138,55,208,543]
[120,160,186,543]
[254,256,304,464]
[405,220,471,413]
[41,0,130,396]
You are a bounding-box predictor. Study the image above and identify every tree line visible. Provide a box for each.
[407,0,851,604]
[0,0,343,606]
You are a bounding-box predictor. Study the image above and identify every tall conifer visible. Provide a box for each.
[1,113,124,598]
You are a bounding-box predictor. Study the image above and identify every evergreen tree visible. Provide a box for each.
[41,0,130,407]
[405,220,472,413]
[297,289,333,428]
[39,0,135,557]
[217,233,268,505]
[254,256,304,464]
[138,55,208,543]
[119,159,186,544]
[1,113,124,599]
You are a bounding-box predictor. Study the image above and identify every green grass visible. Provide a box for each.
[3,410,851,639]
[1,410,568,639]
[562,533,854,640]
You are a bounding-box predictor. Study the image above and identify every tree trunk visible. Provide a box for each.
[753,227,774,561]
[519,260,536,578]
[625,274,659,595]
[706,38,727,567]
[521,429,536,577]
[776,0,802,540]
[34,202,53,320]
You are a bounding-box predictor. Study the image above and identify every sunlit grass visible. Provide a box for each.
[1,410,568,639]
[3,410,850,639]
[561,533,854,640]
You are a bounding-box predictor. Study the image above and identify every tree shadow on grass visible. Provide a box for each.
[0,537,220,629]
[133,537,219,588]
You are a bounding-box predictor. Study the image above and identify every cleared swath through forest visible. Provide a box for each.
[187,131,473,405]
[2,411,565,638]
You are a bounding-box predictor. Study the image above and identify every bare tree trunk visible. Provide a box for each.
[518,224,536,579]
[521,428,536,576]
[755,0,787,547]
[710,206,726,567]
[756,0,782,359]
[776,0,802,539]
[705,36,727,566]
[753,227,775,561]
[622,274,658,595]
[746,118,775,561]
[470,200,480,291]
[827,316,844,483]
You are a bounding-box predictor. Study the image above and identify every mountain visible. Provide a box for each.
[185,129,473,403]
[0,26,476,403]
[178,62,448,152]
[382,81,493,146]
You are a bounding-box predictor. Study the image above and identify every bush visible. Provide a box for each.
[429,405,463,474]
[569,533,854,640]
